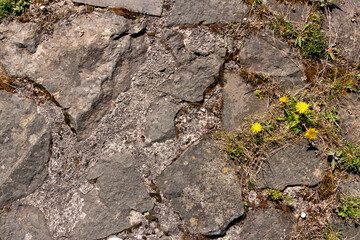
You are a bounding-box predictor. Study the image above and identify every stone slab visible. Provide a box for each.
[167,0,249,26]
[0,205,52,240]
[0,90,50,207]
[239,206,295,240]
[222,70,268,131]
[256,140,326,190]
[339,93,360,145]
[70,151,153,239]
[158,54,224,102]
[73,0,164,16]
[156,136,244,236]
[239,28,305,90]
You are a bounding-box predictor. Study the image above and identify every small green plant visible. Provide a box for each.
[0,0,31,19]
[330,143,360,173]
[312,0,338,8]
[271,13,328,60]
[335,196,360,223]
[267,189,293,203]
[323,224,343,240]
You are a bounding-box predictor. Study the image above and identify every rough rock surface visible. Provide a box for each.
[222,70,268,131]
[263,0,310,23]
[73,0,164,16]
[0,91,50,207]
[238,206,296,240]
[239,28,305,89]
[0,205,52,240]
[338,175,360,196]
[167,0,249,26]
[339,93,360,144]
[158,54,224,102]
[70,151,153,239]
[156,136,244,236]
[144,97,182,143]
[0,12,147,140]
[256,140,325,190]
[326,0,360,62]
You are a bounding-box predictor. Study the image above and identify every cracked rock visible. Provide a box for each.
[156,136,244,236]
[0,205,52,240]
[0,91,50,207]
[256,140,326,190]
[158,54,224,102]
[70,151,153,240]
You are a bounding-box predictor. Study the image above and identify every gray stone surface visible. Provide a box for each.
[329,219,360,240]
[70,151,153,239]
[0,12,147,140]
[222,70,268,131]
[158,54,224,102]
[0,91,50,207]
[156,136,244,236]
[326,0,360,62]
[338,175,360,197]
[238,206,295,240]
[239,29,305,89]
[263,0,310,23]
[161,29,195,66]
[339,93,360,145]
[144,97,182,143]
[73,0,164,16]
[256,140,326,190]
[0,205,52,240]
[167,0,249,26]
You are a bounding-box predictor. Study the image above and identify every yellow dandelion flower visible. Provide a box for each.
[296,102,309,114]
[304,128,318,139]
[251,123,262,133]
[279,96,287,103]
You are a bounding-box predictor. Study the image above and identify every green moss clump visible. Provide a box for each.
[0,0,31,19]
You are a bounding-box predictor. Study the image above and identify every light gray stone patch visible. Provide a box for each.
[70,151,153,240]
[239,28,305,90]
[73,0,164,16]
[238,206,296,240]
[326,0,360,62]
[156,136,244,236]
[0,91,50,207]
[158,54,224,102]
[222,70,268,131]
[144,97,182,143]
[167,0,249,26]
[0,205,52,240]
[256,140,326,190]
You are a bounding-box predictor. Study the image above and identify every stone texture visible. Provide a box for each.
[161,29,195,66]
[338,175,360,197]
[339,93,360,145]
[70,151,153,240]
[0,91,50,207]
[144,97,182,143]
[156,136,244,236]
[329,218,360,240]
[158,54,224,102]
[263,0,310,23]
[239,28,305,89]
[222,70,268,131]
[326,0,360,62]
[238,206,295,240]
[73,0,164,16]
[0,205,52,240]
[0,12,147,140]
[256,140,326,190]
[167,0,249,26]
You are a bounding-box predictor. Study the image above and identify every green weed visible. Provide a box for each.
[335,196,360,223]
[0,0,31,19]
[323,224,343,240]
